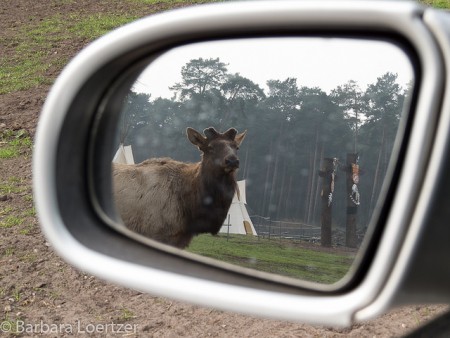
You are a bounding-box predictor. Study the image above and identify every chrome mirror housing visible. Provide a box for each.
[33,1,450,327]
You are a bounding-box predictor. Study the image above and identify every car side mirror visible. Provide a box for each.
[33,1,450,327]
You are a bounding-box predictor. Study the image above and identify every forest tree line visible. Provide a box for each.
[118,57,411,231]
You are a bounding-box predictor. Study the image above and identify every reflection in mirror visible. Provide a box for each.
[111,38,414,285]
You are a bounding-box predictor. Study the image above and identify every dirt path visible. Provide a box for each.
[0,0,447,337]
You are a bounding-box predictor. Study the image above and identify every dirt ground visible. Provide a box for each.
[0,0,448,337]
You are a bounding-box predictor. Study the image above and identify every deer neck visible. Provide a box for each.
[185,163,237,237]
[197,163,237,206]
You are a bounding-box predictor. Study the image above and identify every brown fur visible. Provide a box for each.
[113,127,247,248]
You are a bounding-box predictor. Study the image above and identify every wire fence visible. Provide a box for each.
[251,215,321,242]
[250,215,366,246]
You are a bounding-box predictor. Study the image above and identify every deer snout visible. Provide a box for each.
[225,156,239,169]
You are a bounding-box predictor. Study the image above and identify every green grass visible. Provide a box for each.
[0,0,226,94]
[420,0,450,8]
[18,252,38,262]
[2,247,14,257]
[22,207,36,217]
[0,215,23,229]
[21,16,69,45]
[7,204,37,234]
[0,147,17,159]
[0,207,14,216]
[0,13,138,94]
[1,15,64,93]
[0,138,32,159]
[187,234,355,284]
[12,287,21,302]
[0,178,27,195]
[69,14,140,40]
[121,308,136,321]
[0,130,32,159]
[0,142,30,159]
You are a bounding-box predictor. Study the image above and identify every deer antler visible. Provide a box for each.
[223,128,238,140]
[203,127,220,139]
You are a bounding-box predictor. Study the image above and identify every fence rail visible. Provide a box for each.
[250,215,365,246]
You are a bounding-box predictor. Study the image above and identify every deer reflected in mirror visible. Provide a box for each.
[113,127,247,248]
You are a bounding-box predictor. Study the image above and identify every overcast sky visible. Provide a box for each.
[132,37,414,99]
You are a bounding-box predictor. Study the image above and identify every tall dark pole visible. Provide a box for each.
[319,157,336,247]
[345,153,360,248]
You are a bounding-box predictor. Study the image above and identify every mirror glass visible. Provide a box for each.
[111,38,414,285]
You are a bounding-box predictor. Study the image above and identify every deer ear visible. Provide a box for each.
[235,130,247,146]
[187,127,207,148]
[223,128,238,140]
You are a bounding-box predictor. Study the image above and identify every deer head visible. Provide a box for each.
[187,127,247,174]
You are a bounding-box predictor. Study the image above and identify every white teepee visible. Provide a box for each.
[220,180,257,236]
[113,144,135,164]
